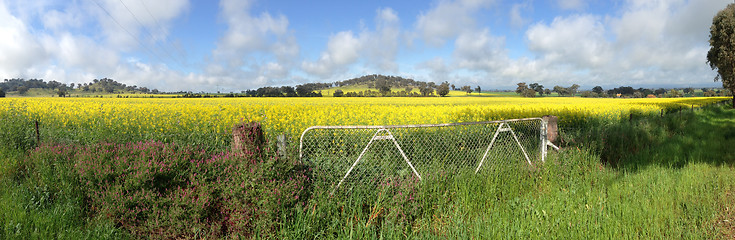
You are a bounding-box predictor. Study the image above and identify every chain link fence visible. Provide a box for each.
[299,118,550,196]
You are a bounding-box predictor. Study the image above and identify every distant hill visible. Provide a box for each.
[1,78,159,97]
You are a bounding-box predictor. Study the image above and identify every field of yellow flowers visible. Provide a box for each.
[0,96,727,140]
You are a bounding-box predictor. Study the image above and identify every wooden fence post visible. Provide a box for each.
[35,120,40,144]
[542,115,559,144]
[232,121,265,158]
[277,134,288,158]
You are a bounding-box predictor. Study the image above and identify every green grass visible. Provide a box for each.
[277,104,735,238]
[0,103,733,238]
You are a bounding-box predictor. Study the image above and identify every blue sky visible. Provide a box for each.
[0,0,731,92]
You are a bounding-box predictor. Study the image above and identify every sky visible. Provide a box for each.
[0,0,732,92]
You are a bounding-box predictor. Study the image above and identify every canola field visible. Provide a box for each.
[0,97,727,141]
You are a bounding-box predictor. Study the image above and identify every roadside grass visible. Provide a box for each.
[0,103,733,238]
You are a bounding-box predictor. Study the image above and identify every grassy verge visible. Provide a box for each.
[0,104,733,238]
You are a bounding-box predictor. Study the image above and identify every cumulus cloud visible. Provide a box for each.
[526,14,612,69]
[418,57,450,82]
[509,3,530,28]
[454,29,507,71]
[94,0,189,50]
[0,0,194,90]
[301,31,362,78]
[558,0,585,10]
[364,8,401,72]
[302,7,402,79]
[0,3,48,77]
[415,0,496,46]
[207,0,299,89]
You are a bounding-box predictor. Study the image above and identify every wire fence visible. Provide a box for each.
[299,118,549,195]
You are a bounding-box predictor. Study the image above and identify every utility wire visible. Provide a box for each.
[117,0,187,69]
[90,0,184,72]
[138,0,188,59]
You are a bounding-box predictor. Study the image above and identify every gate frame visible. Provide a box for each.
[298,117,557,193]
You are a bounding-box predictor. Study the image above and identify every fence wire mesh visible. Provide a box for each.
[299,118,545,196]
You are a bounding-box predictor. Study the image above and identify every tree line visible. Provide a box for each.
[0,78,159,97]
[513,82,732,98]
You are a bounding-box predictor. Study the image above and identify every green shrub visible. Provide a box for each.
[18,139,311,238]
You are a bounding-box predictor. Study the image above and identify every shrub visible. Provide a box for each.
[23,137,311,238]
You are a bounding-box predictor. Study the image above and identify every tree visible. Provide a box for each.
[475,85,481,95]
[281,86,297,97]
[451,84,455,90]
[418,82,434,96]
[521,88,537,97]
[553,85,568,96]
[296,85,312,97]
[436,82,450,97]
[17,86,29,95]
[375,78,391,95]
[405,87,413,93]
[333,89,344,97]
[683,87,694,95]
[569,84,580,97]
[0,89,5,97]
[544,88,551,96]
[529,83,544,96]
[461,85,473,95]
[708,3,735,107]
[592,86,604,94]
[57,88,67,97]
[515,82,528,95]
[669,89,682,98]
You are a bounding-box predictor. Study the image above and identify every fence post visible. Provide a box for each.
[35,120,40,144]
[541,115,558,144]
[232,121,265,158]
[541,115,558,163]
[277,134,288,158]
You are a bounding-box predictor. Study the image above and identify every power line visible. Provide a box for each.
[117,0,187,69]
[90,0,185,73]
[138,0,187,59]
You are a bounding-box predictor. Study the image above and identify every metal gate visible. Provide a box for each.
[299,118,554,195]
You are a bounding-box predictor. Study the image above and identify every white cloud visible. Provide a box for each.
[301,31,362,78]
[558,0,585,10]
[363,8,401,72]
[415,0,496,46]
[509,3,530,28]
[418,57,450,82]
[94,0,190,50]
[302,7,402,78]
[207,0,300,89]
[526,14,612,69]
[0,3,48,78]
[453,29,507,71]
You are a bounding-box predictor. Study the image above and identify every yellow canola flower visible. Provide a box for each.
[0,96,728,138]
